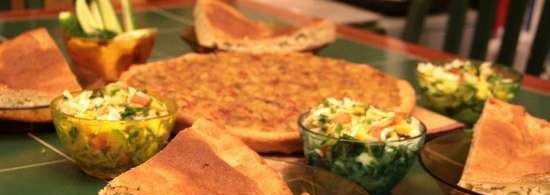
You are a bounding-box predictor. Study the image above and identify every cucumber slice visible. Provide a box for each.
[58,11,87,37]
[90,0,105,30]
[121,0,136,32]
[75,0,100,35]
[97,0,122,34]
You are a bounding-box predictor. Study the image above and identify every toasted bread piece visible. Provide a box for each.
[0,28,80,95]
[99,119,292,195]
[0,28,81,122]
[194,0,336,53]
[459,98,550,194]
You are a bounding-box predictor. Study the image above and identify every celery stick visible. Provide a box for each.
[98,0,122,34]
[75,0,100,35]
[121,0,136,32]
[90,0,105,30]
[59,11,87,37]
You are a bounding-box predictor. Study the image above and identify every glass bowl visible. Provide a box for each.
[50,94,176,179]
[418,130,480,195]
[61,28,157,88]
[416,61,522,126]
[298,113,426,195]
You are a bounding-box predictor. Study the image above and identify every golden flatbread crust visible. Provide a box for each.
[0,28,80,95]
[0,28,81,122]
[459,98,550,192]
[100,119,292,195]
[120,52,415,153]
[193,0,336,53]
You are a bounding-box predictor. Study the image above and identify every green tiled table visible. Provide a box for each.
[1,4,549,195]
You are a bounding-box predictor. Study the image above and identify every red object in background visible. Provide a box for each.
[494,0,510,35]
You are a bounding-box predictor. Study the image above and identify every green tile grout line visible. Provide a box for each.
[27,132,75,163]
[0,159,68,173]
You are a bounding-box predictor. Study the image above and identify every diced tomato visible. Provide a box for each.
[368,126,383,140]
[130,94,151,106]
[331,113,351,124]
[369,119,398,140]
[449,68,462,75]
[90,135,108,150]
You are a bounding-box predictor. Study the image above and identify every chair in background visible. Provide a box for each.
[402,0,549,76]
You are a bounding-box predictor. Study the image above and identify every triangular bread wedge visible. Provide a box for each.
[459,98,550,194]
[99,119,293,195]
[0,28,81,122]
[0,28,81,96]
[194,0,336,53]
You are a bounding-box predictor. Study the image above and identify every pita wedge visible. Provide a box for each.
[99,119,293,195]
[459,98,550,195]
[0,28,81,122]
[120,52,416,153]
[194,0,336,53]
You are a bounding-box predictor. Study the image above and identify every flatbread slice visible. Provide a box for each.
[0,28,81,122]
[120,52,415,153]
[0,28,80,96]
[459,98,550,194]
[194,0,336,53]
[99,119,292,195]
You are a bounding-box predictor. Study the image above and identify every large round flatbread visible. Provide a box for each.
[120,52,415,153]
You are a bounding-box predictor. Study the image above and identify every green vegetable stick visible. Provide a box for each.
[75,0,100,35]
[97,0,122,34]
[121,0,136,32]
[90,0,105,30]
[59,11,87,37]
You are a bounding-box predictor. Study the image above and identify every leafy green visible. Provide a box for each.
[69,127,79,143]
[334,124,343,134]
[304,133,422,195]
[120,106,147,119]
[319,114,329,124]
[59,11,87,38]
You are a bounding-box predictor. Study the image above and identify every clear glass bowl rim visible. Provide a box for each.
[50,91,178,122]
[297,112,427,144]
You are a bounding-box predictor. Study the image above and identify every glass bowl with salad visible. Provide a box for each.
[416,60,521,125]
[299,98,426,195]
[50,83,176,179]
[59,0,156,87]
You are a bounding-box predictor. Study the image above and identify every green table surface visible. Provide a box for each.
[0,5,549,195]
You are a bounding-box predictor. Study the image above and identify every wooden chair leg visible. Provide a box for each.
[496,0,529,67]
[443,0,469,54]
[526,0,550,76]
[0,1,11,11]
[10,0,25,10]
[402,0,433,43]
[469,0,498,60]
[24,0,44,9]
[44,0,73,9]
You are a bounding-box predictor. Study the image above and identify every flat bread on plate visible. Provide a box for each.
[120,52,415,153]
[194,0,336,53]
[459,98,550,194]
[0,28,81,122]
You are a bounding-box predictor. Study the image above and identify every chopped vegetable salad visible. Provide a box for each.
[59,82,168,120]
[303,98,421,142]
